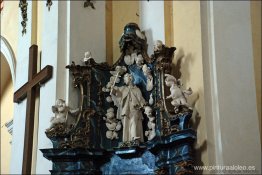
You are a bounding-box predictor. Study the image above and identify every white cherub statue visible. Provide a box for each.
[124,53,135,65]
[154,40,163,52]
[103,108,121,140]
[47,99,79,131]
[135,54,144,68]
[165,74,192,111]
[144,106,156,140]
[82,51,93,63]
[142,64,153,91]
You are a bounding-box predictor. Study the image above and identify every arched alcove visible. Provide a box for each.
[1,36,16,83]
[0,36,16,174]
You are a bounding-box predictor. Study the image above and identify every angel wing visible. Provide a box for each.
[183,87,193,96]
[135,29,145,40]
[52,106,58,113]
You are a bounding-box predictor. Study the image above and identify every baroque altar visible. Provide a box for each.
[41,23,196,175]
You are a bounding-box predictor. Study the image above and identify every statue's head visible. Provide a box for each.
[56,99,66,112]
[123,73,133,85]
[144,106,152,116]
[135,54,144,67]
[123,23,140,35]
[165,74,176,87]
[154,40,163,52]
[119,23,146,53]
[106,108,115,119]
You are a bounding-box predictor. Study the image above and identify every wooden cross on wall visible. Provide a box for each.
[13,45,53,174]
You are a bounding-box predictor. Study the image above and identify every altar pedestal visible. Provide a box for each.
[41,148,110,175]
[41,129,196,175]
[148,129,196,175]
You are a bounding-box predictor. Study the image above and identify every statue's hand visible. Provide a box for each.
[166,95,171,99]
[145,131,149,136]
[110,87,116,95]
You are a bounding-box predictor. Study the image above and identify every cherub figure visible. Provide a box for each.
[154,40,163,52]
[165,74,192,112]
[144,106,156,140]
[82,51,93,64]
[135,54,144,68]
[124,53,135,65]
[103,108,121,140]
[47,99,79,131]
[142,64,153,91]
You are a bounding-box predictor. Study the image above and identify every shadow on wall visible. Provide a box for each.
[171,48,196,88]
[190,91,207,174]
[171,48,207,174]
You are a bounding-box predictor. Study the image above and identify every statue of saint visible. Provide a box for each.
[111,73,146,142]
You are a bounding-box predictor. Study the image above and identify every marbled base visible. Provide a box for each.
[41,129,196,175]
[101,151,155,175]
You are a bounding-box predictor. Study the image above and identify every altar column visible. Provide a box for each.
[35,1,64,173]
[35,1,106,174]
[201,1,261,173]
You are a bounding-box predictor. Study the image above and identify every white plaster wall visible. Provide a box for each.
[201,1,261,173]
[69,1,106,65]
[36,1,70,174]
[139,1,165,55]
[172,1,208,171]
[10,2,32,174]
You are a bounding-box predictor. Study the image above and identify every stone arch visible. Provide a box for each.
[1,35,16,83]
[1,35,15,174]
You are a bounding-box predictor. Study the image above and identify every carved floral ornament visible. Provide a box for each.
[19,0,95,35]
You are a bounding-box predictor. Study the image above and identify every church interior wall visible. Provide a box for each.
[0,1,261,174]
[172,1,208,173]
[250,1,261,143]
[200,1,261,172]
[0,1,19,59]
[35,1,68,173]
[0,1,19,173]
[0,57,14,174]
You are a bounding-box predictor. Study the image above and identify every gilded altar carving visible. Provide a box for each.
[43,23,196,175]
